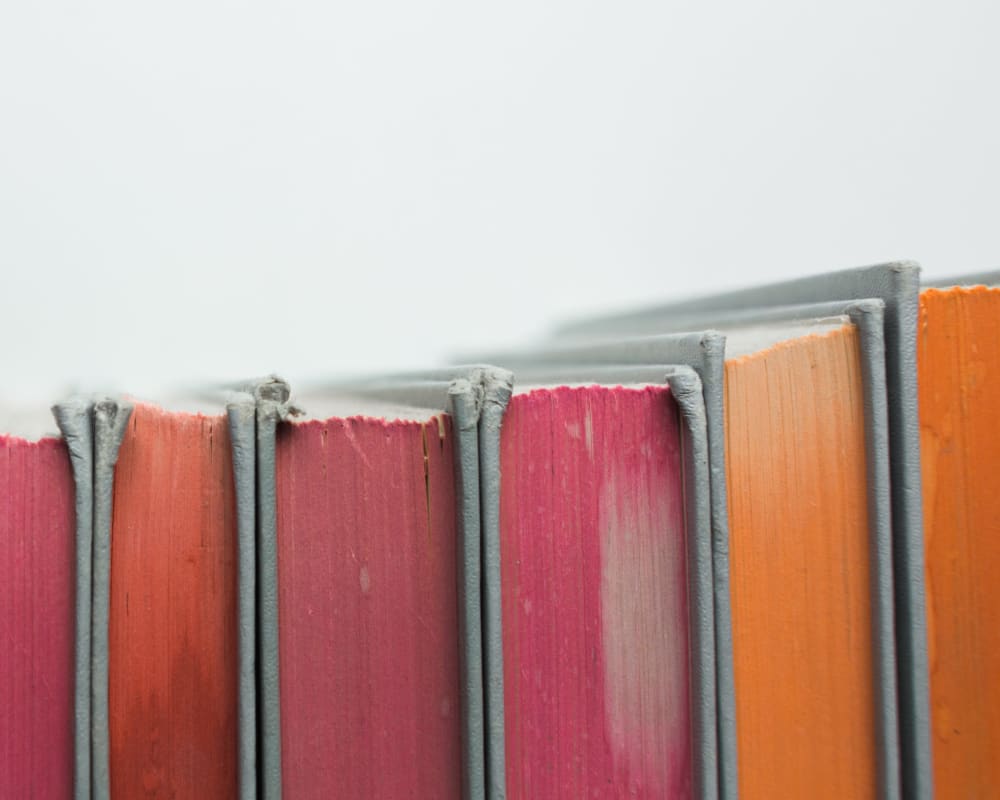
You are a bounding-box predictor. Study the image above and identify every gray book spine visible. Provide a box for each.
[228,399,259,800]
[477,369,513,800]
[52,400,96,800]
[448,379,487,800]
[90,400,133,800]
[255,379,291,800]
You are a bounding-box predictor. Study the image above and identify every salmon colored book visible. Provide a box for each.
[108,404,239,798]
[276,408,462,798]
[500,385,692,798]
[919,286,1000,796]
[0,433,75,798]
[724,324,877,798]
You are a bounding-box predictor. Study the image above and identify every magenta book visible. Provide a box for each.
[276,412,463,798]
[1,434,75,798]
[499,385,692,798]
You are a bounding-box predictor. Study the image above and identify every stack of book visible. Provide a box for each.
[2,261,997,799]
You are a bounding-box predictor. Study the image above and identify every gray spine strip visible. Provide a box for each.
[228,400,259,800]
[922,270,1000,288]
[90,400,132,800]
[53,401,95,800]
[555,260,908,337]
[478,369,513,800]
[255,380,290,800]
[448,381,486,800]
[884,272,932,799]
[848,303,902,799]
[699,352,738,800]
[666,369,718,800]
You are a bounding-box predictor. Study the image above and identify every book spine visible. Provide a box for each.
[668,368,719,800]
[847,301,901,800]
[229,399,259,800]
[448,379,486,800]
[478,369,513,800]
[255,379,292,800]
[53,401,96,800]
[90,400,132,800]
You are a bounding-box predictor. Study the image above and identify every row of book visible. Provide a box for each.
[2,261,998,799]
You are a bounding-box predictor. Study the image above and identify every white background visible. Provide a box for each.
[1,0,997,406]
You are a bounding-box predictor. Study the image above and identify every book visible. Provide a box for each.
[918,276,1000,797]
[273,377,488,799]
[0,427,75,798]
[106,402,240,798]
[490,367,712,799]
[723,322,879,798]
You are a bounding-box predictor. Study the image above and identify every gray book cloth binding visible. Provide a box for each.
[227,396,260,800]
[255,379,293,800]
[557,260,930,800]
[52,400,96,800]
[448,379,489,800]
[922,270,1000,288]
[53,399,133,800]
[476,370,513,800]
[211,375,295,800]
[501,363,718,800]
[90,401,132,800]
[481,333,734,800]
[292,366,513,800]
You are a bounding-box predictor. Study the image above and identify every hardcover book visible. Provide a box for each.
[918,275,1000,797]
[0,423,75,798]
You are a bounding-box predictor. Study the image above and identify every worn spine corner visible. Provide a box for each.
[480,367,514,410]
[889,259,922,276]
[254,375,300,422]
[665,366,704,418]
[448,377,484,432]
[699,331,727,363]
[844,298,887,324]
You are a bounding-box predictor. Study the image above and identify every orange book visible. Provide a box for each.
[724,324,879,798]
[919,284,1000,796]
[108,403,239,798]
